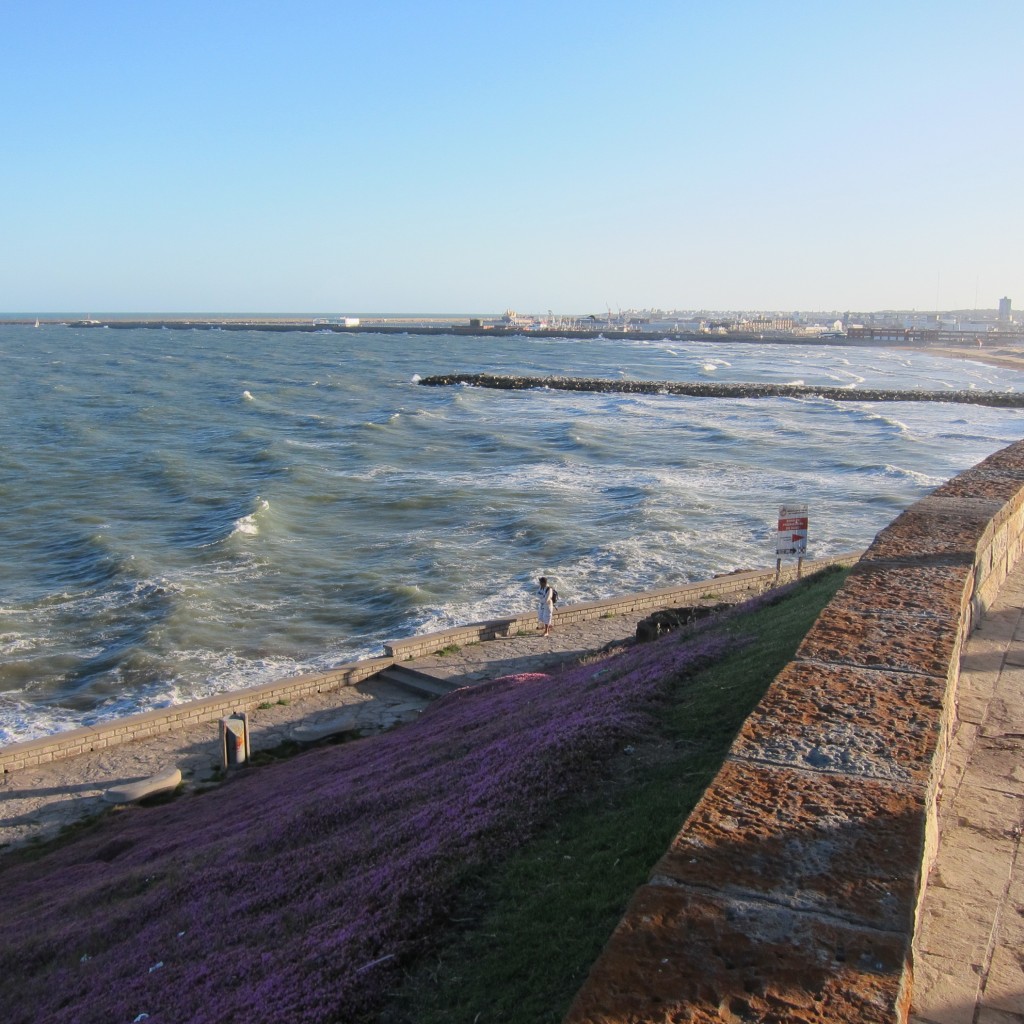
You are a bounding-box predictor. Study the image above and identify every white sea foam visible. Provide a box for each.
[882,464,946,486]
[232,498,270,537]
[864,412,912,434]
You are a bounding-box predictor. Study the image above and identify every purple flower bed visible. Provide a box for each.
[0,625,742,1024]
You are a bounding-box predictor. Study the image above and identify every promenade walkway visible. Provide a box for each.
[911,561,1024,1023]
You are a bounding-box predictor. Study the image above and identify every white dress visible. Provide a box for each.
[537,586,554,626]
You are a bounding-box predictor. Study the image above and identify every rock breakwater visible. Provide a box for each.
[419,372,1024,407]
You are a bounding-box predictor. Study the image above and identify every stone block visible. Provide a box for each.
[868,508,985,565]
[564,886,910,1024]
[982,944,1024,1015]
[914,883,995,964]
[975,1008,1024,1024]
[909,951,982,1024]
[834,561,972,619]
[796,605,962,679]
[655,760,926,932]
[964,736,1024,796]
[929,826,1017,900]
[731,661,946,784]
[931,466,1024,504]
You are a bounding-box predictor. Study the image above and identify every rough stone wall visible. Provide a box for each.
[564,439,1024,1024]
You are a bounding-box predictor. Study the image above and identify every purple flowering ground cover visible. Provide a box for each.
[0,625,740,1024]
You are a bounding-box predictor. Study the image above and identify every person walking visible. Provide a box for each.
[536,576,555,636]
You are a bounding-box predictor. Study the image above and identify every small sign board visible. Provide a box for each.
[776,503,808,557]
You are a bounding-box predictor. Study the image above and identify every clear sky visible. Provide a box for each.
[2,1,1020,314]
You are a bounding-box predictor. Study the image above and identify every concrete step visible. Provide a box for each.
[375,665,460,700]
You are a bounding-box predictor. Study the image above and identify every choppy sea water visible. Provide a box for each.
[2,324,1023,743]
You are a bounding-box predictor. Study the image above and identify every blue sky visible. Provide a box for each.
[2,1,1020,314]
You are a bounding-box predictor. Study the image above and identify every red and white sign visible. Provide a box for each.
[776,504,808,556]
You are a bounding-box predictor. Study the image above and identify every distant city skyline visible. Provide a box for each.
[2,1,1020,314]
[1,302,1015,324]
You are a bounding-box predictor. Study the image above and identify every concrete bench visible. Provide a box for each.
[291,716,360,743]
[103,766,182,804]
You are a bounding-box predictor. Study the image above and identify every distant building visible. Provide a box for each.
[740,318,795,332]
[999,297,1012,323]
[499,309,537,328]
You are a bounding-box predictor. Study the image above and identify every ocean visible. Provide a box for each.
[2,323,1023,744]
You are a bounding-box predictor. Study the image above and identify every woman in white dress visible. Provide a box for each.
[536,576,555,636]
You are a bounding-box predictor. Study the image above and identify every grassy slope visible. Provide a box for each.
[385,567,848,1024]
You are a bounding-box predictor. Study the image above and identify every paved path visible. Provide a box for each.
[911,564,1024,1023]
[0,608,654,853]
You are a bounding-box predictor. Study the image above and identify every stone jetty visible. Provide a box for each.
[419,372,1024,408]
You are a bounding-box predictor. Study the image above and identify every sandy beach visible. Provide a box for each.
[900,342,1024,373]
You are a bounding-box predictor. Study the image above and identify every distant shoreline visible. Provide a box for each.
[26,318,837,343]
[8,318,1024,374]
[895,343,1024,374]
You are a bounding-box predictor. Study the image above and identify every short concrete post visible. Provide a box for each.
[219,712,250,769]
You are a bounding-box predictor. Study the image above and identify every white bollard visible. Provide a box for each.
[219,712,251,769]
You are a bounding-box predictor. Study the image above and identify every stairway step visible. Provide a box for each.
[376,665,459,700]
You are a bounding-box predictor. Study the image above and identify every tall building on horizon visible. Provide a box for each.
[999,296,1012,322]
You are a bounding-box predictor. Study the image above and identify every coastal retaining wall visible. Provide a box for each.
[564,439,1024,1024]
[0,555,854,775]
[384,554,855,662]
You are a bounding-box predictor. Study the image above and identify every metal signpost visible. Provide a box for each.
[776,503,809,579]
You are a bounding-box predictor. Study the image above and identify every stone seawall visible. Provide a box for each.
[564,439,1024,1023]
[0,555,854,775]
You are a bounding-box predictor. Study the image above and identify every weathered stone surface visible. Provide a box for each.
[979,444,1024,474]
[932,459,1024,502]
[868,509,986,564]
[731,661,945,783]
[563,887,910,1024]
[654,760,925,930]
[910,952,982,1024]
[979,944,1024,1015]
[914,885,996,963]
[957,736,1024,796]
[836,560,973,620]
[796,605,961,678]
